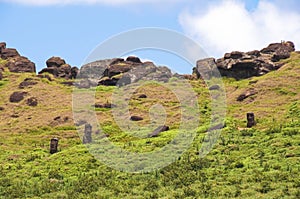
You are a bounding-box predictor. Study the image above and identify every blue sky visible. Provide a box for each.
[0,0,299,74]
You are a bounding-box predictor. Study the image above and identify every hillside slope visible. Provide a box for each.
[0,52,299,198]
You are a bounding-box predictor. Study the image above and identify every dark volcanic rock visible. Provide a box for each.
[9,91,27,103]
[39,67,58,77]
[19,78,38,89]
[27,97,38,107]
[126,56,142,63]
[71,67,79,79]
[1,48,20,59]
[138,94,147,99]
[6,56,36,73]
[224,51,244,59]
[46,57,66,68]
[148,125,169,138]
[80,57,173,87]
[237,89,258,101]
[193,58,217,79]
[195,41,295,80]
[93,103,116,108]
[37,74,53,81]
[39,57,77,79]
[261,41,295,54]
[130,116,143,121]
[0,42,6,52]
[209,85,220,90]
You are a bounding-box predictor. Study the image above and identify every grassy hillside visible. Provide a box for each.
[0,53,299,198]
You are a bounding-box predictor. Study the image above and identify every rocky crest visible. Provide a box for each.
[39,57,79,79]
[0,42,36,74]
[194,41,296,80]
[78,56,173,87]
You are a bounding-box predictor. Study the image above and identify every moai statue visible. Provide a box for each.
[50,138,59,154]
[247,113,256,128]
[83,123,92,144]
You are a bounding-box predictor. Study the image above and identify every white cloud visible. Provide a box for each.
[0,0,185,6]
[179,0,300,58]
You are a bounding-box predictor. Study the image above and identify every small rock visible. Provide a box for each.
[19,78,38,89]
[0,107,4,111]
[9,91,27,103]
[237,89,257,102]
[138,94,147,98]
[94,103,116,108]
[27,97,38,107]
[130,116,143,121]
[148,125,169,138]
[209,85,220,90]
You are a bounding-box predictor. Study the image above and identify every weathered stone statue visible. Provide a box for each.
[50,138,59,154]
[83,124,92,144]
[247,113,256,128]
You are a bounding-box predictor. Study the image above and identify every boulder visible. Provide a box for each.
[237,89,258,101]
[9,91,27,103]
[194,58,217,79]
[105,62,132,78]
[224,51,244,59]
[126,56,142,63]
[71,67,79,79]
[27,97,38,107]
[57,64,71,78]
[209,85,220,90]
[46,57,66,68]
[148,125,169,138]
[81,57,174,87]
[93,103,116,108]
[40,57,77,79]
[130,116,143,121]
[261,41,295,54]
[6,56,36,73]
[138,94,147,99]
[19,78,38,89]
[0,42,6,53]
[38,67,58,77]
[196,41,296,80]
[0,48,20,59]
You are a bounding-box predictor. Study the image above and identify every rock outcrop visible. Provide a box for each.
[0,42,36,73]
[39,56,79,79]
[9,91,27,103]
[194,41,296,80]
[78,56,173,87]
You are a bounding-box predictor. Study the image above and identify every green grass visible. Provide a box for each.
[0,53,300,198]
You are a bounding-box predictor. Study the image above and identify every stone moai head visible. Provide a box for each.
[83,124,92,144]
[247,113,256,128]
[50,138,59,154]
